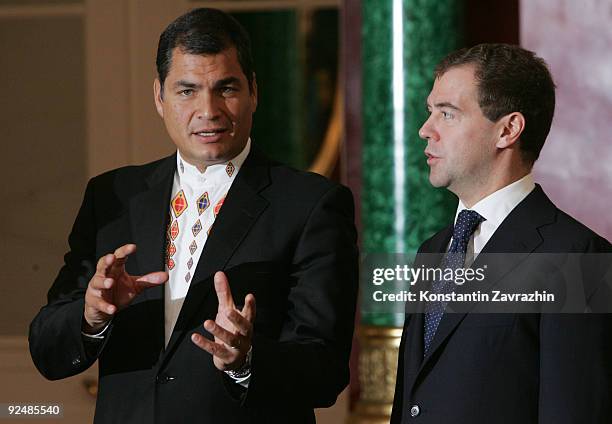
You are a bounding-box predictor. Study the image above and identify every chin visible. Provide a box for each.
[195,148,227,162]
[428,175,447,188]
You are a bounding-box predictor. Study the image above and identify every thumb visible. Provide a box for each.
[214,271,235,309]
[135,271,169,287]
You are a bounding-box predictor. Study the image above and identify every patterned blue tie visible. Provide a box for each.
[423,209,485,355]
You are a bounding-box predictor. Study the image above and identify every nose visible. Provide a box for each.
[195,92,221,121]
[418,116,438,142]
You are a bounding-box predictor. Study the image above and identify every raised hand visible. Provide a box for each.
[191,271,256,371]
[83,244,168,333]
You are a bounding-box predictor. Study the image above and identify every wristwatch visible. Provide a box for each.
[225,346,252,379]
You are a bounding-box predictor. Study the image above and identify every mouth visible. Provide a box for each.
[424,151,440,165]
[192,128,228,142]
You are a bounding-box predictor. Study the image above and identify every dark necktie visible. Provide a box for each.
[423,209,485,355]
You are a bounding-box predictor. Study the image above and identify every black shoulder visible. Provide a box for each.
[88,155,174,197]
[543,208,612,253]
[264,161,353,205]
[91,155,171,184]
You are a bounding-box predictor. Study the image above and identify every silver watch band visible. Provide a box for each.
[225,346,252,379]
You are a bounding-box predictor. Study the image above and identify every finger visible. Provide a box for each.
[85,290,116,315]
[90,277,114,290]
[95,254,114,276]
[204,320,242,348]
[107,244,137,277]
[226,310,252,337]
[214,272,235,310]
[110,244,136,272]
[241,293,256,323]
[113,243,137,261]
[135,271,169,288]
[191,334,235,361]
[88,287,103,298]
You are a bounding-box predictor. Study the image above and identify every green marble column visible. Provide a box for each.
[354,2,465,422]
[232,11,304,168]
[361,0,464,325]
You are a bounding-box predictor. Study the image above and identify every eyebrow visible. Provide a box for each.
[173,80,202,90]
[172,77,243,91]
[433,101,461,111]
[213,76,242,90]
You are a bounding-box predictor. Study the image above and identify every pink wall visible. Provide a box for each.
[521,0,612,240]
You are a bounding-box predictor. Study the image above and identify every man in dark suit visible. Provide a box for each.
[391,44,611,423]
[29,8,358,423]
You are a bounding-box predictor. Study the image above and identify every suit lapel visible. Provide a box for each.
[129,155,176,274]
[402,226,452,388]
[189,149,271,288]
[423,225,454,255]
[128,154,176,350]
[471,184,554,293]
[162,149,271,360]
[415,185,557,384]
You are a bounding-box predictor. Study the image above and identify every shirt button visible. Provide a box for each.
[410,405,420,417]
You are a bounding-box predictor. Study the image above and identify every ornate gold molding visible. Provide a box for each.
[308,84,343,177]
[350,326,402,424]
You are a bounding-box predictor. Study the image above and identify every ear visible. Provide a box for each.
[153,79,164,118]
[495,112,525,149]
[250,73,258,111]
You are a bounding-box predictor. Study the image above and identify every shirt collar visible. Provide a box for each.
[176,138,251,187]
[455,173,536,229]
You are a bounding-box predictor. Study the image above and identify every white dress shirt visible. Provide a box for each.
[452,173,535,261]
[164,140,251,346]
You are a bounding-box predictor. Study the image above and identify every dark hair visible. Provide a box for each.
[435,43,556,163]
[156,8,254,93]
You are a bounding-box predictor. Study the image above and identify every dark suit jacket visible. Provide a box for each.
[29,148,358,424]
[391,185,612,424]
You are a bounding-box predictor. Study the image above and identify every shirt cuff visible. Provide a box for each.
[229,373,251,388]
[81,320,112,339]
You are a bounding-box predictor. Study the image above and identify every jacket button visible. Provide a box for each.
[72,357,81,366]
[156,373,175,384]
[410,405,420,417]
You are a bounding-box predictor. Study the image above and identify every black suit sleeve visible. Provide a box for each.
[29,178,107,380]
[243,184,358,408]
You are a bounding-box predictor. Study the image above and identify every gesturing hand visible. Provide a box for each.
[83,244,168,333]
[191,271,256,371]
